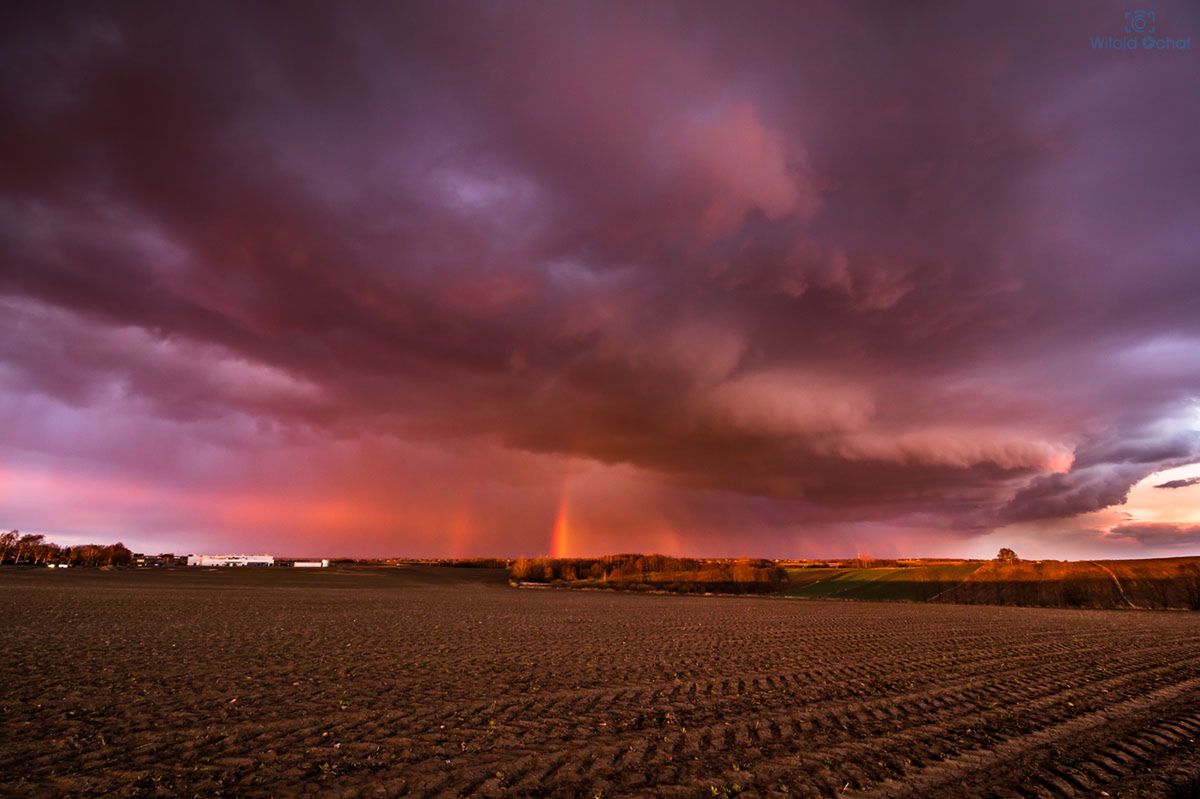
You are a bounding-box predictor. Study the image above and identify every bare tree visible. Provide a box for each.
[14,533,44,565]
[68,544,102,567]
[0,531,17,563]
[0,533,131,567]
[34,542,61,565]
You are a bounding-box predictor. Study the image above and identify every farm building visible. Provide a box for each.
[133,553,180,567]
[185,554,275,567]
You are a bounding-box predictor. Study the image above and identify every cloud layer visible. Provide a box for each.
[2,1,1199,556]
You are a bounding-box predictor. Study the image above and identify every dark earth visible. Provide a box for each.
[3,566,1199,797]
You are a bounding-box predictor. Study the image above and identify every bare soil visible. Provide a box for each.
[2,566,1199,797]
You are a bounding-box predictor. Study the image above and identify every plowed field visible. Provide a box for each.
[2,567,1198,797]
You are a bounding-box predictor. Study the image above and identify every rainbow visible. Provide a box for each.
[549,474,571,558]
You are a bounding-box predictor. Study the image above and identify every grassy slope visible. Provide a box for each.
[939,557,1200,609]
[507,555,1200,609]
[785,559,1200,608]
[786,564,982,601]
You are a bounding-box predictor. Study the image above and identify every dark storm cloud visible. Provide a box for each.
[2,0,1200,552]
[1000,465,1147,523]
[1109,523,1200,549]
[1155,477,1200,490]
[1000,427,1200,521]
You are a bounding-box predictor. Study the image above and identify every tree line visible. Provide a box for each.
[0,531,133,567]
[511,553,788,593]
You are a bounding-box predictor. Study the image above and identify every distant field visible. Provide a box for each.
[4,566,1200,797]
[785,563,982,601]
[513,554,1200,609]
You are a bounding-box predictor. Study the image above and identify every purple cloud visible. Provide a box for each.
[1155,477,1200,489]
[2,1,1199,556]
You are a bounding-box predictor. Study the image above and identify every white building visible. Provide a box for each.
[186,554,275,567]
[293,560,330,568]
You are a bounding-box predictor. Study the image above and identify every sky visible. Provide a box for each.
[2,1,1199,559]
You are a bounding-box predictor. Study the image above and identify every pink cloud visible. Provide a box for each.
[674,104,819,237]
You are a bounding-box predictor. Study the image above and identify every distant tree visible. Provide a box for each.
[68,544,103,567]
[0,530,17,563]
[510,557,536,581]
[33,541,60,565]
[14,533,44,565]
[0,534,131,568]
[997,548,1019,564]
[104,543,133,567]
[110,542,132,566]
[731,559,758,584]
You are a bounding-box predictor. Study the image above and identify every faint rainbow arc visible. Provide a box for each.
[549,468,572,558]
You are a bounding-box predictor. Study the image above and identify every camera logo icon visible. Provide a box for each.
[1124,9,1157,34]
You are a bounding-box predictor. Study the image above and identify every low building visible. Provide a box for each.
[293,559,330,568]
[134,553,178,567]
[185,554,275,567]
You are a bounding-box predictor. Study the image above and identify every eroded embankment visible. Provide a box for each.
[933,558,1200,610]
